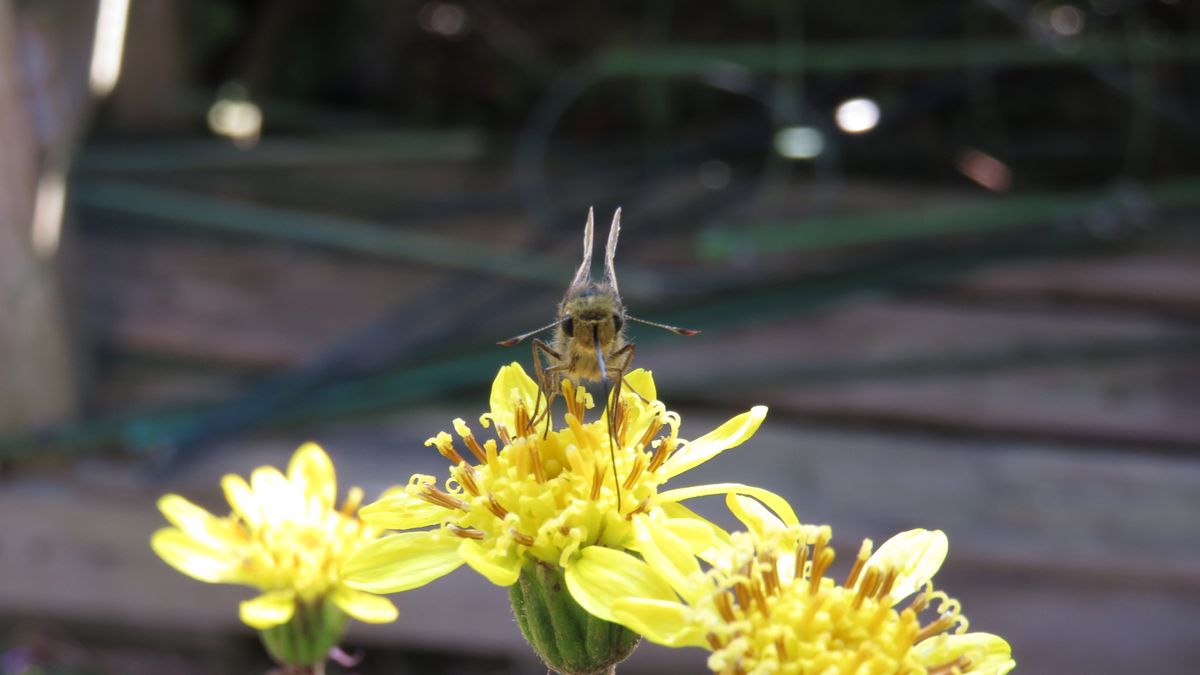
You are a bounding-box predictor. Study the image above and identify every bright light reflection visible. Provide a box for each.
[774,126,825,160]
[1049,5,1085,36]
[835,98,880,134]
[89,0,131,96]
[957,148,1012,192]
[207,98,263,148]
[419,2,467,37]
[32,171,67,258]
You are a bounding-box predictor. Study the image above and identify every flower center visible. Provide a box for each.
[416,379,679,567]
[702,531,969,675]
[239,495,372,599]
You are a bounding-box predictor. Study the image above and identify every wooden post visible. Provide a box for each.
[0,0,77,433]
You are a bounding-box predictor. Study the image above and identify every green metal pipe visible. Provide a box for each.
[598,36,1200,76]
[697,178,1200,258]
[71,180,574,285]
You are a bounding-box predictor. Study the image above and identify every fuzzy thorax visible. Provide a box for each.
[554,283,626,384]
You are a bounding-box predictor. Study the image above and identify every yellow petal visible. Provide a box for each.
[458,540,520,586]
[150,527,241,583]
[359,490,449,530]
[659,502,733,562]
[287,442,337,512]
[612,597,704,648]
[486,362,540,428]
[632,515,703,603]
[157,494,239,550]
[657,482,798,528]
[331,586,399,624]
[239,589,296,629]
[661,406,767,479]
[913,632,1014,675]
[221,474,262,528]
[865,528,948,604]
[251,466,301,525]
[621,368,656,402]
[563,545,678,624]
[726,493,787,541]
[342,531,464,593]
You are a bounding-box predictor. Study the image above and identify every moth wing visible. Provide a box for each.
[570,207,596,288]
[603,207,622,297]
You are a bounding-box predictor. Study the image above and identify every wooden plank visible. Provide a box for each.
[640,300,1200,447]
[761,358,1200,448]
[79,233,439,366]
[2,413,1197,673]
[952,247,1200,317]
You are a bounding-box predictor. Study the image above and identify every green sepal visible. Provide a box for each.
[258,597,348,668]
[510,562,640,675]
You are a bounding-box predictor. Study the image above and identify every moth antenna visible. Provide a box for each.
[603,207,622,296]
[497,318,563,346]
[570,207,595,288]
[626,315,701,336]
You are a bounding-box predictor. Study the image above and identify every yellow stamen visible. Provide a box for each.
[716,591,737,623]
[454,419,488,463]
[529,443,546,483]
[510,529,535,547]
[878,566,899,600]
[636,415,664,451]
[853,568,880,610]
[622,454,646,490]
[341,486,364,517]
[418,485,469,512]
[794,541,809,588]
[647,435,676,472]
[514,400,532,437]
[487,495,508,519]
[916,614,958,643]
[447,524,485,539]
[927,656,971,675]
[590,462,606,501]
[808,548,835,595]
[428,433,465,465]
[456,465,480,496]
[845,538,873,588]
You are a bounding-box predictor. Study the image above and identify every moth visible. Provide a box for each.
[499,208,698,508]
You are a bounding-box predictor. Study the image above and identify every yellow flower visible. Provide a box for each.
[342,362,785,594]
[567,495,1015,675]
[151,442,398,630]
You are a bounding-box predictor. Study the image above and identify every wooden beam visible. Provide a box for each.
[0,0,76,433]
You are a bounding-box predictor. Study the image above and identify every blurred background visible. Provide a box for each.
[2,0,1199,673]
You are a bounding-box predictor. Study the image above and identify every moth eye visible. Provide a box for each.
[612,313,624,331]
[562,317,575,337]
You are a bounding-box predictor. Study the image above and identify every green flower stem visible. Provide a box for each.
[259,599,347,669]
[510,562,640,675]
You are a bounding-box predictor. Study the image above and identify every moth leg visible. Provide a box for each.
[604,344,645,513]
[608,343,647,404]
[531,339,564,436]
[538,364,568,438]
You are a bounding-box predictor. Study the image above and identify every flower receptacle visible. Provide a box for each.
[510,562,640,675]
[258,598,348,669]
